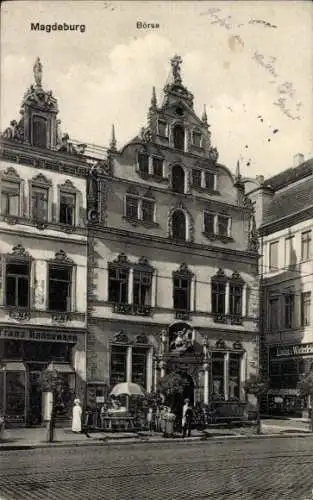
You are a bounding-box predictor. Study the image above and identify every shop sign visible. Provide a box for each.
[0,329,78,343]
[274,343,313,358]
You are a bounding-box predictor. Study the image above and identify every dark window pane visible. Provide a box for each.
[230,285,242,315]
[212,353,224,398]
[6,276,16,306]
[138,153,149,174]
[110,345,127,385]
[32,116,47,148]
[204,212,214,234]
[132,348,147,388]
[172,165,185,194]
[142,200,154,222]
[192,169,201,188]
[1,182,20,216]
[126,196,139,219]
[229,353,241,399]
[173,125,185,151]
[172,210,186,240]
[108,266,129,304]
[193,132,202,147]
[218,216,228,236]
[152,158,163,177]
[32,188,48,221]
[5,263,30,307]
[48,265,72,311]
[157,121,167,137]
[60,193,75,225]
[205,172,215,190]
[212,282,226,314]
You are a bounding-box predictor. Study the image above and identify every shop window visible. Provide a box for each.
[171,209,186,240]
[192,131,202,147]
[269,241,279,271]
[141,199,155,222]
[32,116,47,148]
[301,292,311,326]
[192,169,202,188]
[157,120,168,137]
[110,345,127,386]
[284,293,294,329]
[211,270,227,320]
[48,265,72,312]
[1,181,20,216]
[5,371,26,422]
[108,267,129,304]
[269,297,280,330]
[138,152,149,174]
[173,124,185,151]
[152,157,163,177]
[301,231,312,261]
[217,215,230,237]
[133,269,152,306]
[132,347,147,388]
[205,172,215,190]
[125,195,139,219]
[172,165,185,193]
[229,353,241,400]
[59,192,75,225]
[5,261,30,308]
[31,186,48,221]
[212,352,225,400]
[204,212,215,234]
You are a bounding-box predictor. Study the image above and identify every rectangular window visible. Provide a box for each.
[110,345,127,386]
[218,215,229,237]
[5,261,30,307]
[1,181,20,216]
[192,169,202,188]
[133,270,152,306]
[205,172,215,190]
[284,293,294,329]
[212,282,226,315]
[125,196,139,219]
[301,231,312,261]
[59,192,75,226]
[152,157,163,177]
[301,292,311,327]
[269,241,279,271]
[31,186,48,221]
[229,353,241,400]
[229,284,242,316]
[173,277,190,312]
[269,297,279,330]
[48,265,72,312]
[132,347,147,388]
[138,153,149,174]
[192,131,202,147]
[157,120,168,137]
[108,267,129,304]
[212,352,225,399]
[141,199,155,222]
[32,116,47,148]
[204,212,215,234]
[285,236,295,268]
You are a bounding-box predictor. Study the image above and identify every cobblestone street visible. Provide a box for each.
[1,437,313,500]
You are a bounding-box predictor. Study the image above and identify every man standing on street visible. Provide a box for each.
[182,398,193,438]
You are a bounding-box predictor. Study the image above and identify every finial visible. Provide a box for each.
[150,86,157,108]
[33,57,43,87]
[202,105,208,124]
[170,54,183,84]
[235,160,241,181]
[110,124,117,151]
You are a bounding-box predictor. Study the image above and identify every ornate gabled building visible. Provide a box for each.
[0,58,90,426]
[86,56,260,412]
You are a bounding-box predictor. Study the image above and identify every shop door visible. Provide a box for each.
[28,371,43,425]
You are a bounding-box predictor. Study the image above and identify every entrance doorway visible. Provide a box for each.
[28,370,43,426]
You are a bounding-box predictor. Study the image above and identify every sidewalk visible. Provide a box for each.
[0,421,311,450]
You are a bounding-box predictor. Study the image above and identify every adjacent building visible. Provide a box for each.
[86,56,260,411]
[0,60,90,425]
[245,155,313,416]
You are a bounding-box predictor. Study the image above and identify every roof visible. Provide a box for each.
[264,158,313,191]
[261,175,313,227]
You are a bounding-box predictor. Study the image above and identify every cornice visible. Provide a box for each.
[88,225,259,262]
[0,226,87,245]
[259,206,313,236]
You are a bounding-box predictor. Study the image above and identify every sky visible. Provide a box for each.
[1,0,313,179]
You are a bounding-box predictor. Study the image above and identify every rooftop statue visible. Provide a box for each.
[33,57,43,87]
[171,54,183,84]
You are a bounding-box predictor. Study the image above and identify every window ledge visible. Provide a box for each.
[136,170,168,183]
[0,214,86,234]
[122,216,159,228]
[202,232,234,243]
[175,310,191,321]
[212,313,243,325]
[111,303,152,316]
[193,187,220,196]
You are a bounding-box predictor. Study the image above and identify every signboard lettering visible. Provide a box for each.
[0,329,78,343]
[275,343,313,358]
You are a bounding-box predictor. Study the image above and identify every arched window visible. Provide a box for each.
[172,165,185,194]
[32,116,47,148]
[172,209,186,241]
[173,124,185,151]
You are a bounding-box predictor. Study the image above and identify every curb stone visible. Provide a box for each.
[0,432,311,451]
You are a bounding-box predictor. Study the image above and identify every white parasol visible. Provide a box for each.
[110,382,146,397]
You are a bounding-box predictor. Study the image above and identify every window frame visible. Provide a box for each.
[301,291,311,327]
[4,257,31,309]
[48,263,73,313]
[172,265,193,314]
[203,211,215,235]
[269,241,279,272]
[301,231,312,261]
[137,151,150,175]
[171,209,187,241]
[268,295,280,331]
[205,172,216,191]
[125,194,140,220]
[192,130,202,148]
[152,157,164,178]
[29,174,52,223]
[157,120,168,138]
[0,167,23,218]
[191,169,202,188]
[284,292,295,329]
[217,215,231,238]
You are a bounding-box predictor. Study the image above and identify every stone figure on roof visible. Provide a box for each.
[33,57,43,87]
[171,55,183,84]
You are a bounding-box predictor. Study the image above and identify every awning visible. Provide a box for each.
[46,362,74,374]
[0,361,26,372]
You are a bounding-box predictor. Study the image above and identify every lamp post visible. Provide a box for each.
[203,336,210,405]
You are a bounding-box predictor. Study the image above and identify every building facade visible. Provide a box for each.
[86,56,260,411]
[0,60,90,425]
[245,156,313,416]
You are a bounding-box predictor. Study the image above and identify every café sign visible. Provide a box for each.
[0,329,78,343]
[275,343,313,358]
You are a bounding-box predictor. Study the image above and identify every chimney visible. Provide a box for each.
[293,153,304,167]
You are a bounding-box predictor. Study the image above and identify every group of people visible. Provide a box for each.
[147,398,193,438]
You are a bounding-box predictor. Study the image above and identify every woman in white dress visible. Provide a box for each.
[72,398,82,433]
